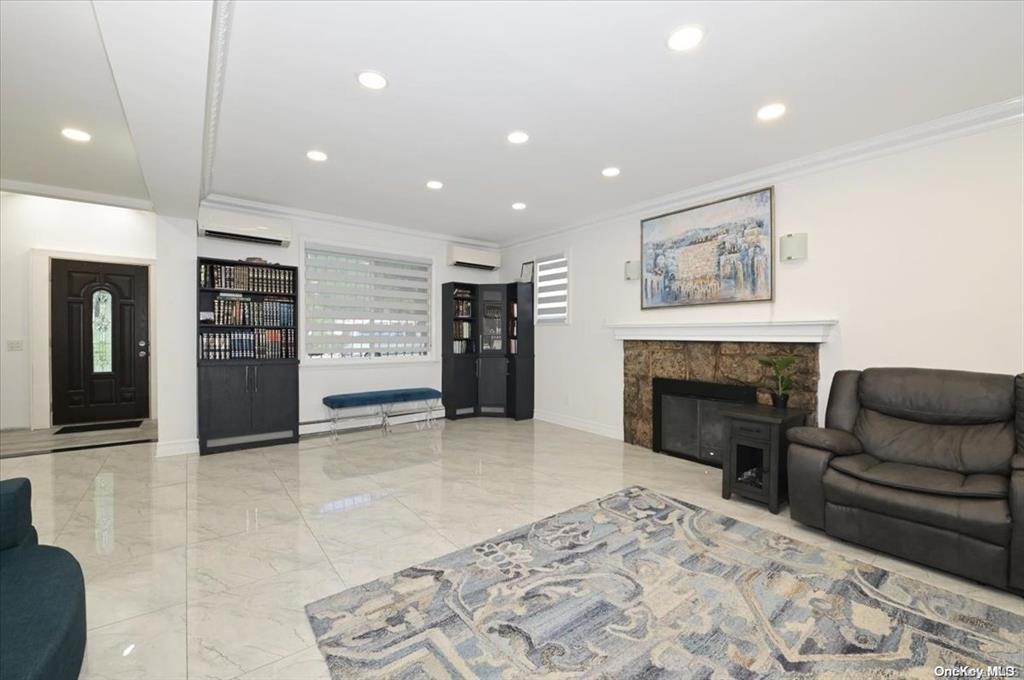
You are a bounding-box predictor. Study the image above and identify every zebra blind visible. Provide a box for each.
[535,253,569,322]
[304,246,431,359]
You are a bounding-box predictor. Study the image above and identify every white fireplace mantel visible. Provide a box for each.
[606,320,838,343]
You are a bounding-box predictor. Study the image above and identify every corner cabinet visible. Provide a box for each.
[196,258,300,454]
[441,281,533,421]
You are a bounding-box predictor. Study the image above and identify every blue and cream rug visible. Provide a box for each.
[305,486,1022,678]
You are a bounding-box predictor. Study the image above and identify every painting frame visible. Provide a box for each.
[640,186,774,309]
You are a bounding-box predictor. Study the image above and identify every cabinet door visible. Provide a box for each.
[198,365,252,440]
[478,356,507,414]
[443,355,477,417]
[506,356,534,420]
[250,363,298,436]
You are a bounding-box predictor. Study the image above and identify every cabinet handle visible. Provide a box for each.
[254,366,260,393]
[245,366,251,392]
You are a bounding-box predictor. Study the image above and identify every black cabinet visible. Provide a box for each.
[721,405,808,513]
[198,361,298,453]
[197,257,299,455]
[441,281,533,420]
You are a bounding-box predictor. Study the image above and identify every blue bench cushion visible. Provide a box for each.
[323,388,442,410]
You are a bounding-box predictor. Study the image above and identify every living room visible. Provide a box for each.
[0,2,1021,679]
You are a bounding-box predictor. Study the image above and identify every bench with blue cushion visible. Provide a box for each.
[322,388,442,436]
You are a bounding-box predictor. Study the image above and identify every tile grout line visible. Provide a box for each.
[52,448,117,542]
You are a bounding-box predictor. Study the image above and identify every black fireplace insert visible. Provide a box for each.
[652,378,757,467]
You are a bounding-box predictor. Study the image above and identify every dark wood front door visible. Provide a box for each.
[51,259,150,425]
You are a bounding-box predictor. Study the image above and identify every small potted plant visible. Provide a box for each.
[757,354,798,408]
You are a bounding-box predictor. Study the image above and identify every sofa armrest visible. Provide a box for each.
[1011,454,1024,471]
[0,478,35,551]
[788,444,834,530]
[787,427,863,455]
[1011,469,1024,590]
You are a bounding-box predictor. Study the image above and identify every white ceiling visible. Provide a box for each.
[0,1,149,203]
[1,1,1022,242]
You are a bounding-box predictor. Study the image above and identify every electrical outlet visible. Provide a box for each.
[6,340,24,352]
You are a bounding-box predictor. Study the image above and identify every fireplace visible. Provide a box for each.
[653,378,757,466]
[623,340,821,450]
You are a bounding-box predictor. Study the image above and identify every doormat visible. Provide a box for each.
[55,420,143,435]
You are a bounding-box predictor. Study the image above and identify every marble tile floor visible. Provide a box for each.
[0,418,1019,679]
[0,419,158,459]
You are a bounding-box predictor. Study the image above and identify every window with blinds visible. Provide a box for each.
[535,253,569,322]
[304,246,431,359]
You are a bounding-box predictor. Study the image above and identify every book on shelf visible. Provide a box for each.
[209,296,295,326]
[510,339,518,354]
[199,328,296,360]
[452,320,472,338]
[452,339,472,354]
[199,263,295,294]
[453,299,472,317]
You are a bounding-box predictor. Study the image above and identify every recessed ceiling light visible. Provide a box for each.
[306,150,328,162]
[357,71,388,90]
[61,128,91,142]
[512,202,526,210]
[667,25,704,52]
[507,130,529,144]
[426,180,443,190]
[756,102,787,121]
[602,167,621,178]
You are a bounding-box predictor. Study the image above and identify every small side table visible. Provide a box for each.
[722,404,809,514]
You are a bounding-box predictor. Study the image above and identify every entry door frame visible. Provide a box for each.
[28,249,158,429]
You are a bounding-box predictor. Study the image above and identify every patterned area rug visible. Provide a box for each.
[305,486,1023,678]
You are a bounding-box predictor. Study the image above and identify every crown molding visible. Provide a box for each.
[503,97,1024,249]
[0,178,154,212]
[200,193,502,249]
[200,0,233,199]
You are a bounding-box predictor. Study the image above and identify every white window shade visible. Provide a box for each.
[536,254,569,322]
[305,246,431,359]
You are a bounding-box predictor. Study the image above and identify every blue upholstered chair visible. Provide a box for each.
[0,478,86,680]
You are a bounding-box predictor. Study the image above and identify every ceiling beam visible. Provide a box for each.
[93,0,213,219]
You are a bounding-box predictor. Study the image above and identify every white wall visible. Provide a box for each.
[196,206,498,429]
[500,124,1024,438]
[0,192,158,430]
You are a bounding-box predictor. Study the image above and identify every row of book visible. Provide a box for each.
[452,320,473,339]
[451,339,474,354]
[210,295,295,327]
[453,299,472,318]
[200,329,297,360]
[200,263,295,295]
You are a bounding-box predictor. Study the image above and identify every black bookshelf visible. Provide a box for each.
[441,281,533,420]
[197,257,299,454]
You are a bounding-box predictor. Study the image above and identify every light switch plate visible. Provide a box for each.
[6,340,24,352]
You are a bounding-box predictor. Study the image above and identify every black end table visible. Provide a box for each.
[721,404,809,514]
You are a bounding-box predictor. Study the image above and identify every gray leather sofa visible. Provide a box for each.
[788,367,1023,591]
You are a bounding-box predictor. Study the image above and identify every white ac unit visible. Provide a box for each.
[198,222,292,248]
[447,244,500,270]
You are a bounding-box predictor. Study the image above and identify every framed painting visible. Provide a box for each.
[641,187,773,308]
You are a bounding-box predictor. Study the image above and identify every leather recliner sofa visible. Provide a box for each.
[787,367,1023,591]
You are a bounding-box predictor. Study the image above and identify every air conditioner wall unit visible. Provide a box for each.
[447,244,500,270]
[198,222,292,248]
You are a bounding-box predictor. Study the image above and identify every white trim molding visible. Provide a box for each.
[607,320,838,343]
[534,409,623,441]
[156,438,199,457]
[503,97,1023,248]
[0,179,153,212]
[202,193,501,249]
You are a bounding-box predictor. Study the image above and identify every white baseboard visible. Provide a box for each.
[156,438,199,457]
[533,409,623,441]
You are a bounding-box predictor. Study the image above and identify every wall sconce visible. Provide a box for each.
[780,233,808,261]
[624,260,641,280]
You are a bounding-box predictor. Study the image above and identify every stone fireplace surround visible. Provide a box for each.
[623,340,820,449]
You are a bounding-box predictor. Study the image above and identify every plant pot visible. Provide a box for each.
[770,393,790,409]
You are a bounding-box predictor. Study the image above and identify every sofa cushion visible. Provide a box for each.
[853,408,1014,474]
[829,453,1008,498]
[859,367,1014,425]
[0,545,86,680]
[823,468,1012,546]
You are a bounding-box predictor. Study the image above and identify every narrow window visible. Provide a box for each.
[92,289,113,373]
